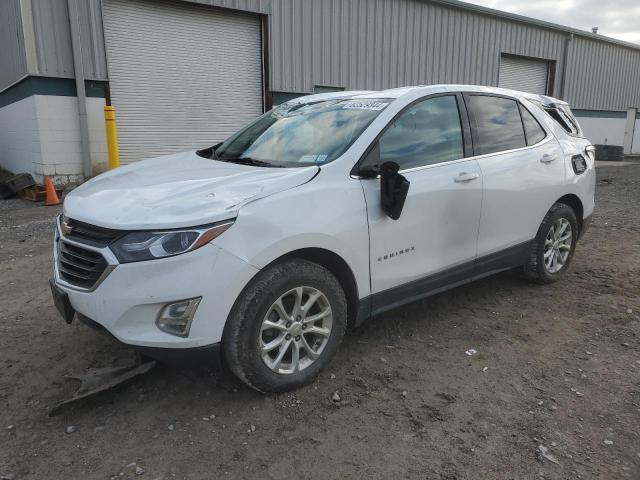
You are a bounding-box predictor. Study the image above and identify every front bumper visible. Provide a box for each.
[52,220,259,350]
[79,314,223,369]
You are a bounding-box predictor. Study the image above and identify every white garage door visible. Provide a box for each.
[103,0,263,163]
[498,55,549,95]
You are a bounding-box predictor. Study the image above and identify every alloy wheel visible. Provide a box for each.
[259,286,333,374]
[544,217,572,274]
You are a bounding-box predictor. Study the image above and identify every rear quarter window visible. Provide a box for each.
[519,105,547,146]
[466,95,526,155]
[537,103,583,137]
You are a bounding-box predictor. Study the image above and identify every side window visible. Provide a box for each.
[519,104,547,145]
[379,96,464,170]
[466,95,526,155]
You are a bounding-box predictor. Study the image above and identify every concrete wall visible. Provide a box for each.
[574,115,627,147]
[86,98,109,174]
[574,112,640,155]
[34,96,107,181]
[0,96,41,175]
[0,94,107,183]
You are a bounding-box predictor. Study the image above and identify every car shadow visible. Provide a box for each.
[50,267,536,418]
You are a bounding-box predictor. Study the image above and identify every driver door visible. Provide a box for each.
[358,94,482,313]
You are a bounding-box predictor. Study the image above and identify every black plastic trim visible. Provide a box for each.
[358,240,532,320]
[135,344,222,370]
[77,314,222,369]
[578,214,592,241]
[517,102,549,146]
[455,92,475,157]
[354,296,372,327]
[472,241,532,279]
[371,259,476,316]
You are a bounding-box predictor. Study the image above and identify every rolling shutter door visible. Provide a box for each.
[102,0,263,164]
[498,55,549,95]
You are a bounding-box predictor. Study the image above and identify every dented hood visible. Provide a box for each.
[63,151,319,230]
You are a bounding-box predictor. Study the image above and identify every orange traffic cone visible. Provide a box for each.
[44,176,60,206]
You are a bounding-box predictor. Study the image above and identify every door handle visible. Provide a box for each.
[540,154,557,164]
[454,172,480,183]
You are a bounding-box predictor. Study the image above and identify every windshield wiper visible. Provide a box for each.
[223,157,284,168]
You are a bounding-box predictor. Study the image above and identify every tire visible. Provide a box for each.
[524,203,579,284]
[222,259,347,392]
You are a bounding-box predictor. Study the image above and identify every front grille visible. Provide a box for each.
[64,218,123,247]
[57,240,108,289]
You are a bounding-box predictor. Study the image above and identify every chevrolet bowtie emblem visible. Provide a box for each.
[61,220,73,236]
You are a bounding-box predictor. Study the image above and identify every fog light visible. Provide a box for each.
[156,297,201,337]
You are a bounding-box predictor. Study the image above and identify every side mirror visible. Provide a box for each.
[380,161,410,220]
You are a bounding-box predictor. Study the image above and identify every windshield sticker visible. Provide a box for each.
[342,101,387,111]
[299,154,329,164]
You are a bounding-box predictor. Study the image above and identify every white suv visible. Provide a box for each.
[51,85,595,392]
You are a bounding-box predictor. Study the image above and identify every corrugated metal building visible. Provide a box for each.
[1,0,639,182]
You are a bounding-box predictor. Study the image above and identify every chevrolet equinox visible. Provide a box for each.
[51,85,595,392]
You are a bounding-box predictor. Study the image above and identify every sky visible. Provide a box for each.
[463,0,640,44]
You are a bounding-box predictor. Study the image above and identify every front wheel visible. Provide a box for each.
[524,202,579,284]
[223,259,347,392]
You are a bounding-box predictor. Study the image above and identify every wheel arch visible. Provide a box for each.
[274,248,360,329]
[555,193,584,233]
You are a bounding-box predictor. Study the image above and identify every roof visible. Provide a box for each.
[427,0,640,52]
[290,85,568,106]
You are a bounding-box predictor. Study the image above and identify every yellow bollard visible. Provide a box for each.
[104,105,120,169]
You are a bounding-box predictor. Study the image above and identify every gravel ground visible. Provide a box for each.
[1,164,639,480]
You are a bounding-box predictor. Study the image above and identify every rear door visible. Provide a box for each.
[464,94,566,270]
[359,94,482,312]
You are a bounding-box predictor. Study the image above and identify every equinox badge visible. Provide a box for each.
[378,246,415,262]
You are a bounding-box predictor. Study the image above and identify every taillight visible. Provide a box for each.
[585,145,596,162]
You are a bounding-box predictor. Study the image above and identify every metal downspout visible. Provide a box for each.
[68,0,92,179]
[560,33,574,101]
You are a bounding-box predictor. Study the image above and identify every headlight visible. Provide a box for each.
[110,219,234,263]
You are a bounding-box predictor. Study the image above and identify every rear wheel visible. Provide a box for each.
[223,259,347,392]
[524,203,578,284]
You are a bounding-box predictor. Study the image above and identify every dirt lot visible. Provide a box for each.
[1,164,639,480]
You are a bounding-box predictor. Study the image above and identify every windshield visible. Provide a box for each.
[207,98,391,167]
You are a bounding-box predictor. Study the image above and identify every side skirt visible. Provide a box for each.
[355,241,532,325]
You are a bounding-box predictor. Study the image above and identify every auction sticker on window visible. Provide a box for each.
[299,154,328,164]
[342,101,387,111]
